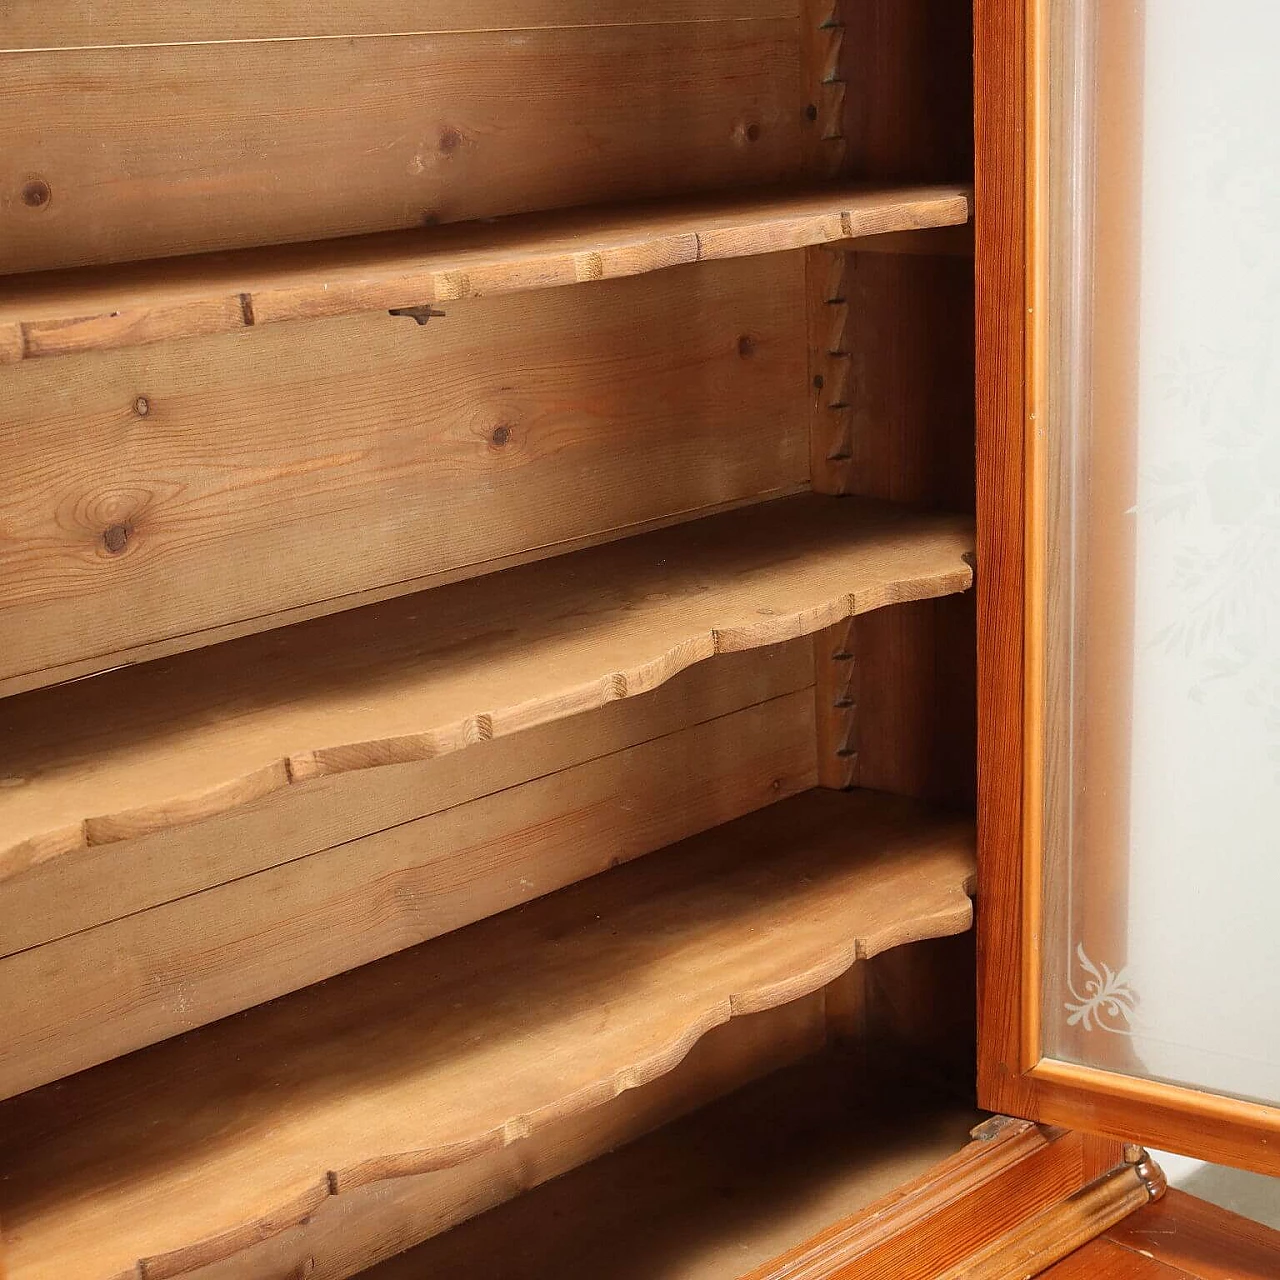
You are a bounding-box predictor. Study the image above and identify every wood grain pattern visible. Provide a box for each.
[803,0,979,821]
[1043,1239,1188,1279]
[850,594,978,810]
[0,641,814,958]
[1028,1060,1280,1178]
[840,251,976,512]
[855,225,975,256]
[0,789,976,1279]
[0,22,805,272]
[839,0,973,186]
[0,689,819,1098]
[0,184,971,363]
[367,1053,984,1280]
[0,0,794,46]
[193,995,832,1280]
[1105,1188,1280,1280]
[0,254,808,692]
[811,592,976,812]
[973,0,1044,1123]
[0,494,974,880]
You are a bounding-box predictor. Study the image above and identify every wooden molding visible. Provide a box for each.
[934,1145,1165,1280]
[736,1119,1150,1280]
[1028,1059,1280,1176]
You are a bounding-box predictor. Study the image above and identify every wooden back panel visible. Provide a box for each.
[0,7,806,272]
[0,252,808,695]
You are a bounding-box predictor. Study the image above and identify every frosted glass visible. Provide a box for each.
[1040,0,1280,1103]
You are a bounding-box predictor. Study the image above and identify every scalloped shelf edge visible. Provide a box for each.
[0,562,973,883]
[130,875,975,1278]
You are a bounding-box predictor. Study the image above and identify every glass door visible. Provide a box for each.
[976,0,1280,1174]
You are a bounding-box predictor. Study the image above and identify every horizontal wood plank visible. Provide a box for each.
[1,0,796,47]
[0,22,804,272]
[0,689,819,1098]
[0,494,974,880]
[0,789,976,1280]
[0,254,808,693]
[0,641,815,957]
[0,184,972,362]
[1105,1188,1280,1280]
[1040,1239,1188,1280]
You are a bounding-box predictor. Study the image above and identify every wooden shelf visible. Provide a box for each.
[0,789,976,1280]
[0,494,973,880]
[364,1051,984,1280]
[0,183,970,363]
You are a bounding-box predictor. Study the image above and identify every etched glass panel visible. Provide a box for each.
[1040,0,1280,1102]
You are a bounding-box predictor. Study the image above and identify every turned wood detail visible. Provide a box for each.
[1124,1144,1169,1202]
[930,1148,1171,1280]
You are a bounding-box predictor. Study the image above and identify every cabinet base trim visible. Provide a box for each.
[742,1123,1151,1280]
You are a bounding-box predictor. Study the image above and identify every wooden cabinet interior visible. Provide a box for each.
[0,0,1020,1276]
[0,792,975,1278]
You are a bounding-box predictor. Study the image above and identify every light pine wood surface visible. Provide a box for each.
[0,0,793,45]
[0,688,819,1098]
[1099,1188,1280,1280]
[188,997,833,1280]
[0,21,805,273]
[0,494,974,880]
[0,184,971,363]
[0,642,814,957]
[0,789,976,1280]
[0,254,808,692]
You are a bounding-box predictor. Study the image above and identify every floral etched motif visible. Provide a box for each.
[1064,944,1139,1035]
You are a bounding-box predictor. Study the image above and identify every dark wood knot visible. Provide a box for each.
[21,178,51,209]
[103,524,130,555]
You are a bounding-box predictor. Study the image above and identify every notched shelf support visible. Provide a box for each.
[815,617,859,790]
[807,246,855,495]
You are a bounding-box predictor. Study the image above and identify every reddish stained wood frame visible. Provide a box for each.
[974,0,1280,1176]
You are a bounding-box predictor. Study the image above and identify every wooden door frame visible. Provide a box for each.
[974,0,1280,1176]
